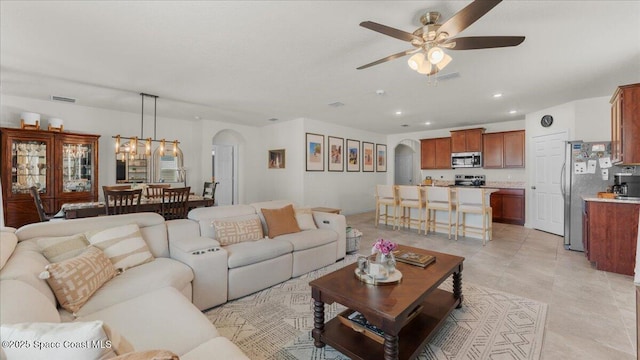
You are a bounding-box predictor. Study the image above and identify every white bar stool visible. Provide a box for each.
[455,188,493,245]
[397,185,426,234]
[425,186,456,239]
[375,184,399,229]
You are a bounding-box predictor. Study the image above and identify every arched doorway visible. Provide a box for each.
[394,139,421,185]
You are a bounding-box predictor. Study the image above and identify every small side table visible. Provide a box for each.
[311,207,341,214]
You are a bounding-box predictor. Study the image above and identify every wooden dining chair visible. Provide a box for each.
[29,186,51,222]
[161,186,191,220]
[103,187,142,215]
[202,182,218,202]
[146,184,171,199]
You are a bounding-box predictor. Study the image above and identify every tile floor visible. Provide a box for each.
[346,211,637,360]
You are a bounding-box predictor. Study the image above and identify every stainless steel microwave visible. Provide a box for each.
[451,152,482,168]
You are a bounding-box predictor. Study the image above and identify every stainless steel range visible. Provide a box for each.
[454,174,486,187]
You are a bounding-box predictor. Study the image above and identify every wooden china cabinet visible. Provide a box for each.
[1,127,100,228]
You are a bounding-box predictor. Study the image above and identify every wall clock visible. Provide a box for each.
[541,115,553,127]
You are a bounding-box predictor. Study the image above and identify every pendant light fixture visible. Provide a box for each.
[112,93,180,156]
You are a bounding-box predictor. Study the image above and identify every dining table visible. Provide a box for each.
[59,195,214,219]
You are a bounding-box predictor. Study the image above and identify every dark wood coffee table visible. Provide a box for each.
[310,245,464,360]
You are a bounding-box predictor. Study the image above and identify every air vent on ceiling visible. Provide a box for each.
[50,95,77,103]
[435,72,460,81]
[328,102,344,108]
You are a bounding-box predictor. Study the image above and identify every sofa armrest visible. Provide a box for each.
[169,236,228,311]
[312,212,346,260]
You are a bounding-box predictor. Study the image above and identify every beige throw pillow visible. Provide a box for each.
[37,233,89,263]
[42,246,116,314]
[85,223,154,271]
[261,204,301,238]
[294,208,318,230]
[213,217,264,246]
[0,320,118,359]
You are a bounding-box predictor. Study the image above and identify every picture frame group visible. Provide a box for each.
[305,132,386,172]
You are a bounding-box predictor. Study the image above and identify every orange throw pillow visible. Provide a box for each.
[261,204,301,238]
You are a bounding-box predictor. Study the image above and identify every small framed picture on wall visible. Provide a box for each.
[328,136,344,172]
[362,141,374,172]
[376,144,387,172]
[268,149,285,169]
[347,139,360,172]
[306,133,324,171]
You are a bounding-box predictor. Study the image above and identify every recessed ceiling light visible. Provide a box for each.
[424,121,431,125]
[268,118,279,122]
[395,111,402,116]
[401,124,409,127]
[328,101,344,107]
[509,110,517,114]
[194,116,201,120]
[376,89,386,96]
[493,93,503,98]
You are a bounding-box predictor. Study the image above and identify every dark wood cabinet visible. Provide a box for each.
[450,128,484,153]
[420,137,451,169]
[490,188,525,225]
[482,130,525,169]
[583,200,640,276]
[611,83,640,165]
[1,128,100,228]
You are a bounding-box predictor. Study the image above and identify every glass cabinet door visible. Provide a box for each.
[11,138,49,194]
[61,141,95,193]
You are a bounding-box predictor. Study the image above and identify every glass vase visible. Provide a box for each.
[375,251,396,274]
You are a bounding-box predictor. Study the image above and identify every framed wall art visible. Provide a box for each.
[362,141,374,172]
[268,149,285,169]
[376,144,387,172]
[347,139,360,172]
[306,133,324,171]
[328,136,344,172]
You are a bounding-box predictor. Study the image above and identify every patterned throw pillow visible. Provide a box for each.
[213,217,264,246]
[37,233,89,263]
[41,246,116,314]
[295,208,318,230]
[85,223,154,271]
[261,204,301,238]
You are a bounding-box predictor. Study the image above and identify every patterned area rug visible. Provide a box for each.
[205,255,547,360]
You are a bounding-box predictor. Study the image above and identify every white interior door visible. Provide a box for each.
[213,145,235,206]
[531,131,567,235]
[395,154,413,185]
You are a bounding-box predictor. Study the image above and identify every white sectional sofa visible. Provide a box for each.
[184,199,346,302]
[0,213,248,359]
[0,200,346,359]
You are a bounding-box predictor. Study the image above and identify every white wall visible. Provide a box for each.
[0,93,616,221]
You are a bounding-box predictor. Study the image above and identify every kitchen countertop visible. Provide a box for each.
[426,180,525,189]
[583,196,640,204]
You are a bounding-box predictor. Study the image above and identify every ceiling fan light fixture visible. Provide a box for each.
[428,47,445,64]
[436,53,452,70]
[407,53,425,70]
[416,60,433,75]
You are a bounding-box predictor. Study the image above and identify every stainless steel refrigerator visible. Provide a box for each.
[562,141,619,251]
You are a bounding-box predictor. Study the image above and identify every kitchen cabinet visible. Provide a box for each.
[450,128,484,153]
[420,137,451,169]
[490,188,525,225]
[482,130,525,168]
[1,127,100,228]
[583,200,640,276]
[611,83,640,165]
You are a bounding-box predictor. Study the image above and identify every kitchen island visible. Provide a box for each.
[582,197,640,276]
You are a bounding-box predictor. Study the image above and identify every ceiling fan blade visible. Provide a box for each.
[357,49,415,70]
[360,21,419,42]
[438,0,502,38]
[444,36,525,50]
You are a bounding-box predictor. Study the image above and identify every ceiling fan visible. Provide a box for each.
[357,0,525,76]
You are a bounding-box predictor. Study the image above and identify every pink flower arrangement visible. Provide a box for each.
[372,238,397,255]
